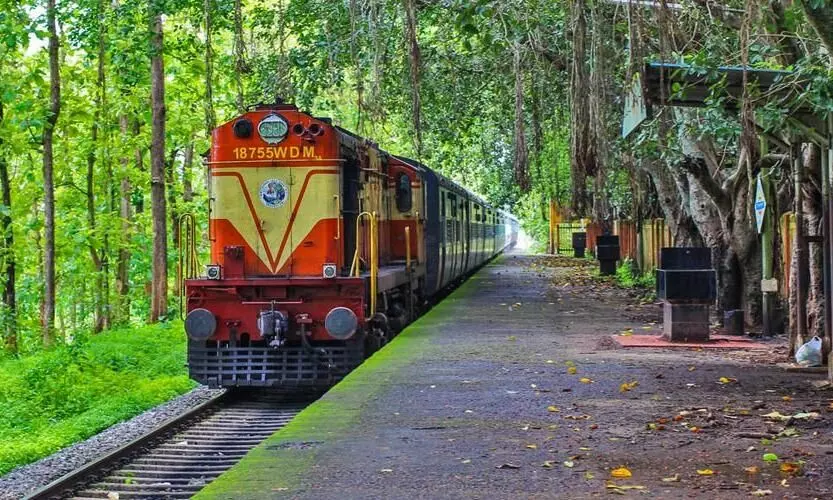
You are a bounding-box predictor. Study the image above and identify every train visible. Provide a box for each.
[183,102,519,387]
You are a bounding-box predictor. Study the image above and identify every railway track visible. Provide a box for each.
[27,390,313,500]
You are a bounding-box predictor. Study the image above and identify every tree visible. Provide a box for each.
[149,0,168,322]
[42,0,61,346]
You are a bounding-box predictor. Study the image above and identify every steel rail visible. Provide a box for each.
[24,390,230,500]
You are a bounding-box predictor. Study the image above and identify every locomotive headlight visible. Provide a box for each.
[258,114,289,144]
[322,263,337,279]
[185,308,217,341]
[206,264,221,280]
[324,307,358,340]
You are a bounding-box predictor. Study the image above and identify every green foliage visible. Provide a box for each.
[615,259,655,290]
[0,321,194,474]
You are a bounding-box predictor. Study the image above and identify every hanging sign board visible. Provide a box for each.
[622,73,650,139]
[755,175,767,233]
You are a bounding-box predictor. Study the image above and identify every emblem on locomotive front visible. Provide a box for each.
[260,179,288,208]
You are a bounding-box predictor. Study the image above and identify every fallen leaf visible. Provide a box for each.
[584,471,595,480]
[496,463,521,469]
[751,490,772,497]
[563,460,575,468]
[579,377,593,384]
[696,469,714,476]
[461,459,471,464]
[107,494,119,500]
[380,468,393,473]
[567,366,578,375]
[718,377,737,384]
[661,474,680,482]
[688,366,696,372]
[610,467,632,479]
[547,405,560,413]
[782,396,793,402]
[763,411,819,422]
[745,466,760,474]
[542,460,555,468]
[525,444,538,449]
[507,335,517,341]
[762,453,778,462]
[780,462,800,475]
[605,483,646,492]
[619,381,639,393]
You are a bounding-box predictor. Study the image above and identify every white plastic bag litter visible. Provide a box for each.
[795,336,823,367]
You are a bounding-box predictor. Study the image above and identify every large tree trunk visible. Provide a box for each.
[204,0,216,136]
[42,0,61,345]
[233,0,246,113]
[88,8,107,332]
[0,101,15,353]
[512,45,529,192]
[402,0,422,157]
[640,159,702,246]
[115,116,131,325]
[149,6,168,322]
[569,0,592,217]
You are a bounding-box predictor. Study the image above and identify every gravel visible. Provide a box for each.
[0,385,225,500]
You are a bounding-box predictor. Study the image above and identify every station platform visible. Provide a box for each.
[196,254,833,499]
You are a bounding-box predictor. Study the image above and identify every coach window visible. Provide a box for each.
[396,172,412,212]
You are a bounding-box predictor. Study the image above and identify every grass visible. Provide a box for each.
[0,321,195,475]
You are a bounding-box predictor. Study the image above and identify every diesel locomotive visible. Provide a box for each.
[183,102,519,387]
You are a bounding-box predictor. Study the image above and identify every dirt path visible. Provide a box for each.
[199,254,833,499]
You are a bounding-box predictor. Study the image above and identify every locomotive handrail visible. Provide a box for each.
[334,194,341,240]
[350,211,379,317]
[178,213,200,319]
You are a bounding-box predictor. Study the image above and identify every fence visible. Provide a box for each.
[553,218,671,273]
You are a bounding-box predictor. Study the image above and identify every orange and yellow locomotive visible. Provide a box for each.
[184,102,518,387]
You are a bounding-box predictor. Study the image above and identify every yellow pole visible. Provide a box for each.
[370,211,378,316]
[405,226,411,270]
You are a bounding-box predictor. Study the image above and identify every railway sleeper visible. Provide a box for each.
[103,475,205,485]
[119,463,232,473]
[73,490,196,499]
[90,482,206,491]
[114,468,223,479]
[133,456,241,465]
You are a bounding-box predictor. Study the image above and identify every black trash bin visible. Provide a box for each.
[595,235,620,276]
[572,232,587,258]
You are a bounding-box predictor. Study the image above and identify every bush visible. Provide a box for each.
[0,321,195,475]
[615,259,656,289]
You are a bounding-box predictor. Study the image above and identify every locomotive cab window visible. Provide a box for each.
[396,173,412,212]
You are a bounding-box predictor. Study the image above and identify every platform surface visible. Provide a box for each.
[196,254,832,500]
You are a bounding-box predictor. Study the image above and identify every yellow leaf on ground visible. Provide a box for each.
[567,366,578,375]
[780,462,800,474]
[542,460,555,468]
[525,444,537,449]
[718,377,736,384]
[696,469,714,476]
[610,467,632,478]
[688,366,696,371]
[547,405,560,412]
[584,471,594,480]
[661,474,680,482]
[579,377,593,384]
[563,460,574,468]
[619,381,639,392]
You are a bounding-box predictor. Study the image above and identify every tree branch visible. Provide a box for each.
[799,0,833,55]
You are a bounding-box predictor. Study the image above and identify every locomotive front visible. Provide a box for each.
[184,103,365,387]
